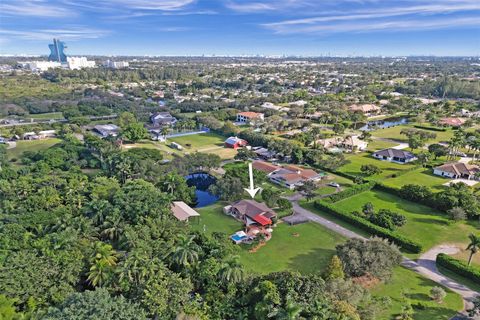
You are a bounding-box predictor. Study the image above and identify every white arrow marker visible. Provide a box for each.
[244,162,260,199]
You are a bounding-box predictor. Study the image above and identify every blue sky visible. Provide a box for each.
[0,0,479,56]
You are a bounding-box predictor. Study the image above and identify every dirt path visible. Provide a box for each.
[288,198,479,318]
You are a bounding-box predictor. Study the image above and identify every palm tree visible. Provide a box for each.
[467,233,480,266]
[87,260,112,287]
[218,255,245,283]
[161,126,170,142]
[162,172,179,195]
[168,234,199,268]
[87,241,119,287]
[276,299,303,320]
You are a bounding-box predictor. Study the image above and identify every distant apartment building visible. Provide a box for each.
[66,57,96,70]
[24,61,62,72]
[236,112,264,124]
[48,38,67,63]
[104,60,129,69]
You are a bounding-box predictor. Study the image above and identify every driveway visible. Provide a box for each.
[288,199,479,318]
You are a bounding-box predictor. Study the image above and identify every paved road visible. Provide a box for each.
[289,199,479,318]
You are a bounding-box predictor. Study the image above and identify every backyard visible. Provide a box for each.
[7,138,62,161]
[338,153,417,179]
[381,167,451,191]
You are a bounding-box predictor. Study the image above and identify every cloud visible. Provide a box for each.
[68,0,196,11]
[0,1,74,17]
[0,27,110,41]
[261,1,480,34]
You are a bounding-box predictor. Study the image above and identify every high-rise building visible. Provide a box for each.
[66,57,96,69]
[48,38,67,63]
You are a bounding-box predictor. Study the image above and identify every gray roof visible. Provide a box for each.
[374,148,415,159]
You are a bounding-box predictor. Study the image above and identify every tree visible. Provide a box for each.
[0,295,22,320]
[467,296,480,318]
[336,237,402,280]
[362,202,374,216]
[428,143,448,160]
[118,112,137,129]
[333,123,345,134]
[430,286,446,303]
[448,207,467,222]
[168,234,200,268]
[43,288,147,320]
[122,122,148,142]
[208,176,244,202]
[87,242,119,287]
[466,233,480,266]
[360,164,381,176]
[323,255,345,280]
[298,180,317,201]
[218,256,246,284]
[416,151,432,167]
[234,148,256,161]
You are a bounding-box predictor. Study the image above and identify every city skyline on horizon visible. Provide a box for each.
[1,1,479,57]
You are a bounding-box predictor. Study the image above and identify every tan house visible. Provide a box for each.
[348,104,381,116]
[433,162,480,180]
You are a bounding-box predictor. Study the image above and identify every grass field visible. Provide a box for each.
[7,139,62,161]
[27,112,64,120]
[330,190,480,255]
[338,153,417,179]
[168,133,237,159]
[381,167,450,191]
[373,266,463,320]
[366,139,399,151]
[371,125,455,143]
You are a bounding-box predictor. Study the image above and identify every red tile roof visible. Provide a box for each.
[253,161,280,174]
[238,111,263,118]
[252,214,272,226]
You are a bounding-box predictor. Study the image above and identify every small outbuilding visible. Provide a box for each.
[171,201,200,222]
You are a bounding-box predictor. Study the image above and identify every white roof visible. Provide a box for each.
[171,201,200,221]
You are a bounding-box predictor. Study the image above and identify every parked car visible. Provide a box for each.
[328,182,340,188]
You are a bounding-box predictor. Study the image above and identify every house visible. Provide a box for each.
[22,132,39,140]
[170,142,183,150]
[260,102,290,112]
[171,201,200,222]
[93,124,120,138]
[338,135,368,152]
[224,136,247,149]
[433,162,480,180]
[236,112,264,124]
[38,130,56,139]
[438,117,466,127]
[372,148,417,164]
[225,199,277,227]
[252,160,281,174]
[252,147,277,160]
[150,112,177,126]
[348,104,381,116]
[270,164,324,189]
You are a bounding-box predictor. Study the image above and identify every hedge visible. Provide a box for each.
[436,253,480,285]
[324,181,376,203]
[413,125,447,132]
[314,200,423,253]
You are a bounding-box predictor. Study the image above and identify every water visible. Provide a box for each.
[186,173,219,208]
[357,117,409,131]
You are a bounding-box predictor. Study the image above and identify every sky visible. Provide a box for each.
[0,0,479,56]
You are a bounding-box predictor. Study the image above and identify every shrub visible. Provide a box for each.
[448,207,467,222]
[436,253,480,285]
[314,200,422,253]
[324,181,376,203]
[413,125,447,132]
[430,286,446,303]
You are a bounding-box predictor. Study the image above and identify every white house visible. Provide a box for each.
[372,148,417,164]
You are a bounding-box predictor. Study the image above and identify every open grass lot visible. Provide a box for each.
[366,139,399,151]
[332,190,480,256]
[27,112,64,120]
[7,138,62,161]
[373,266,463,320]
[450,247,480,268]
[169,132,225,151]
[381,167,450,192]
[239,222,346,274]
[370,124,455,143]
[338,153,417,180]
[122,140,183,160]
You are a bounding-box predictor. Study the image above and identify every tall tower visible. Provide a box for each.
[48,38,67,63]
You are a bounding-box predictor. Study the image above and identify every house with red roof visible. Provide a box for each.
[225,199,277,227]
[438,117,466,127]
[224,136,248,149]
[236,111,265,124]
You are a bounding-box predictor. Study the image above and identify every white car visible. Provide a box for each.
[328,182,340,188]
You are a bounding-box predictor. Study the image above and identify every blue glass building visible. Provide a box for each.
[48,38,67,63]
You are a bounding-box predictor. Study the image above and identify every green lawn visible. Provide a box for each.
[169,132,225,151]
[381,167,450,192]
[338,153,417,180]
[371,124,455,143]
[366,139,399,151]
[27,112,64,120]
[239,222,346,275]
[373,266,463,320]
[332,190,480,256]
[7,139,62,161]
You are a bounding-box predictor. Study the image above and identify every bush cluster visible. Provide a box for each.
[436,253,480,284]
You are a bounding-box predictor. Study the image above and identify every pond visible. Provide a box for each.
[357,117,409,131]
[186,173,219,208]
